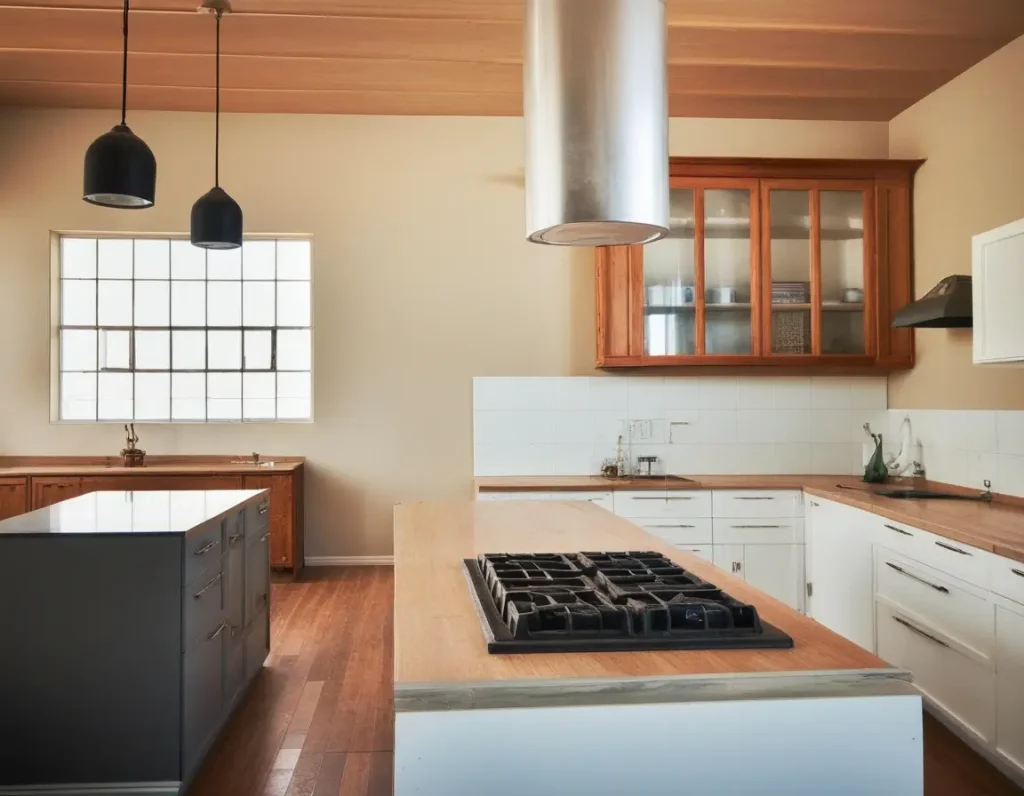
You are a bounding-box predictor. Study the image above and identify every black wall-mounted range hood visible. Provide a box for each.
[891,275,973,328]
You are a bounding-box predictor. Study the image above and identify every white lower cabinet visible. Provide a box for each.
[712,543,804,612]
[674,544,713,563]
[805,498,876,652]
[876,600,995,745]
[995,600,1024,772]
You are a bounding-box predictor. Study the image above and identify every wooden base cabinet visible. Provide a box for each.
[595,157,920,370]
[0,477,27,520]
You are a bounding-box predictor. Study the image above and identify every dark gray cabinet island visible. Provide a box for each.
[0,489,272,796]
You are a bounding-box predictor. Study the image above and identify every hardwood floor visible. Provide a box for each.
[188,567,1019,796]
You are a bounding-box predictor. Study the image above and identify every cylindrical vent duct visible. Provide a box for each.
[524,0,669,247]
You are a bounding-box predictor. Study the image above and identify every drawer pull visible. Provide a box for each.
[935,540,972,556]
[892,615,949,648]
[885,562,949,594]
[647,524,696,528]
[258,503,269,515]
[1013,568,1024,579]
[260,532,271,542]
[730,524,785,529]
[884,524,913,537]
[810,501,820,507]
[735,496,774,501]
[228,532,244,546]
[193,572,223,599]
[194,539,219,556]
[207,622,229,641]
[631,496,694,501]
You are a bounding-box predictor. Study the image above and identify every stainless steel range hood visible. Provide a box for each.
[891,275,973,328]
[523,0,669,247]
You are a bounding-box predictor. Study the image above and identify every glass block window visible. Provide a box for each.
[57,236,312,422]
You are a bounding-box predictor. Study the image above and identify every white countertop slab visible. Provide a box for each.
[0,490,267,535]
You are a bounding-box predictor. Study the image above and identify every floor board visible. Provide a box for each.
[187,567,1019,795]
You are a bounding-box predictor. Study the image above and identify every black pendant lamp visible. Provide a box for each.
[191,1,242,249]
[83,0,156,209]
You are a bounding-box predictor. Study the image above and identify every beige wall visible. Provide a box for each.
[0,109,886,557]
[888,34,1024,409]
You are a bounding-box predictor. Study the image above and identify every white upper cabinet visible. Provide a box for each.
[973,217,1024,364]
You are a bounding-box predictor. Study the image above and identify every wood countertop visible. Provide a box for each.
[0,461,303,477]
[476,474,1024,565]
[393,499,902,710]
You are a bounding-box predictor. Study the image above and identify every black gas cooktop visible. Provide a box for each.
[464,551,793,654]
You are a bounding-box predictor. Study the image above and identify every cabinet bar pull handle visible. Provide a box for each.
[259,503,269,515]
[193,572,223,599]
[731,524,785,529]
[892,615,949,648]
[631,496,694,501]
[935,540,972,556]
[1012,568,1024,579]
[735,496,774,501]
[194,539,219,555]
[885,562,949,594]
[810,501,820,507]
[228,533,243,545]
[207,622,228,641]
[260,532,271,542]
[884,524,913,537]
[648,524,696,528]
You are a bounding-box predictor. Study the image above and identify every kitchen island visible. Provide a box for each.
[394,499,923,795]
[0,489,272,796]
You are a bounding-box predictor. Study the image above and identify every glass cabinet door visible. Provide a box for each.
[704,188,754,355]
[643,188,696,356]
[764,183,872,357]
[820,190,868,355]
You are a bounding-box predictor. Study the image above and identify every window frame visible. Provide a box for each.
[50,231,315,424]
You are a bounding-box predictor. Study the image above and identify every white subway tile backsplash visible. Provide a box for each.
[773,377,812,409]
[697,377,738,410]
[512,378,557,410]
[737,410,777,444]
[849,379,888,410]
[736,380,776,410]
[811,377,852,409]
[775,443,812,473]
[967,451,999,491]
[473,377,518,411]
[551,411,593,445]
[965,411,998,454]
[473,375,888,477]
[588,377,628,412]
[626,377,667,413]
[997,411,1024,456]
[662,378,700,410]
[998,453,1024,498]
[812,409,854,443]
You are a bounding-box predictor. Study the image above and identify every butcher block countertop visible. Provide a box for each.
[393,499,909,711]
[476,474,1024,565]
[0,458,303,477]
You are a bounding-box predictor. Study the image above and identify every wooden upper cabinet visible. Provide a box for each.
[595,157,920,369]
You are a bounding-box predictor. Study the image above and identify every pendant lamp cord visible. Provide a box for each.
[214,9,221,187]
[120,0,129,125]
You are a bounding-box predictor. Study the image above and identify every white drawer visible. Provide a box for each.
[872,516,989,590]
[876,549,994,660]
[712,518,804,545]
[672,544,713,564]
[638,518,713,545]
[614,490,712,519]
[876,600,995,744]
[478,490,613,511]
[712,490,803,518]
[991,554,1024,606]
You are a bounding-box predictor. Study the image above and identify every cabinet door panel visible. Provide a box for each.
[246,529,271,623]
[712,544,745,577]
[643,187,697,357]
[996,603,1024,771]
[225,523,246,631]
[30,477,84,509]
[743,543,804,611]
[244,475,293,567]
[183,628,225,776]
[0,479,28,520]
[245,607,270,681]
[877,601,994,745]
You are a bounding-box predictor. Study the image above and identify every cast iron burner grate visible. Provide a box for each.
[464,551,794,654]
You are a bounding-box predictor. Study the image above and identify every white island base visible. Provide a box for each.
[396,678,923,796]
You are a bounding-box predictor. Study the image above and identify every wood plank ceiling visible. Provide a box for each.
[1,0,1023,121]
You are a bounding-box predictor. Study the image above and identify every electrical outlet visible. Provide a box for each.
[629,420,653,442]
